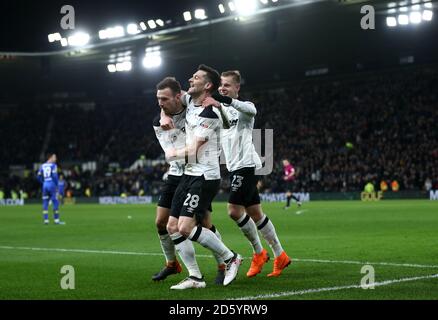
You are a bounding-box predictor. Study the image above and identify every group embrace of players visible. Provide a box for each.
[152,64,292,289]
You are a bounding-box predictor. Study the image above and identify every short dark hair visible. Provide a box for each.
[221,70,241,84]
[198,64,220,93]
[156,77,182,95]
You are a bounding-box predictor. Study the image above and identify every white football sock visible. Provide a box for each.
[189,226,234,262]
[210,225,225,266]
[236,213,263,254]
[158,232,176,263]
[256,214,283,258]
[170,232,202,278]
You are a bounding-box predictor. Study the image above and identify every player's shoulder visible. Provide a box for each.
[199,106,219,119]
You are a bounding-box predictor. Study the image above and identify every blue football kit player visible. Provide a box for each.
[37,154,63,225]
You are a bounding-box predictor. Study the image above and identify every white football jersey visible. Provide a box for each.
[220,98,262,172]
[182,94,222,180]
[153,109,186,176]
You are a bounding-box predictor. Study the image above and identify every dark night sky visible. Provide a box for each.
[0,0,212,51]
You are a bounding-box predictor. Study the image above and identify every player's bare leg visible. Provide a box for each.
[246,204,291,277]
[152,207,182,281]
[285,191,301,209]
[228,203,269,277]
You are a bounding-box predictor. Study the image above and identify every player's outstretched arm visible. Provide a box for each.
[212,93,257,117]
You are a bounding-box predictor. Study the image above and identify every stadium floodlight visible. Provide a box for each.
[228,2,236,11]
[399,6,408,12]
[194,9,207,20]
[48,34,56,43]
[422,10,433,21]
[143,46,162,69]
[411,0,420,3]
[272,0,278,3]
[107,64,116,73]
[99,30,108,39]
[147,20,157,29]
[127,23,140,35]
[424,2,433,9]
[67,32,90,46]
[155,19,164,27]
[218,4,226,14]
[387,2,397,7]
[260,0,269,4]
[409,11,422,23]
[388,8,397,14]
[386,16,398,27]
[411,4,421,10]
[398,14,409,24]
[143,55,162,68]
[183,11,192,21]
[235,0,258,16]
[115,61,132,72]
[60,38,68,47]
[48,33,62,43]
[139,22,147,30]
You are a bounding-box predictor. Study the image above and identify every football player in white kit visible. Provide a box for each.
[164,65,242,289]
[152,77,228,284]
[202,70,291,278]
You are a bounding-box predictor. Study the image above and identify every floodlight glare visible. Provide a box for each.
[139,22,147,30]
[194,9,207,20]
[422,10,433,21]
[386,16,398,27]
[127,23,140,35]
[99,30,108,39]
[218,4,226,14]
[143,55,162,69]
[156,19,164,27]
[107,64,117,73]
[235,0,258,16]
[409,11,422,23]
[48,34,56,43]
[228,2,236,11]
[424,2,433,9]
[398,14,409,24]
[399,6,408,12]
[260,0,269,4]
[67,32,90,46]
[147,20,157,29]
[183,11,192,21]
[60,38,68,47]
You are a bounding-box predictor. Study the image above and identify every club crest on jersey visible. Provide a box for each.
[200,122,209,129]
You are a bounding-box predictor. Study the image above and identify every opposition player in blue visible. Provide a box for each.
[37,153,62,225]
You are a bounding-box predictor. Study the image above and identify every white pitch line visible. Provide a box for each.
[231,273,438,300]
[293,258,438,269]
[1,245,438,269]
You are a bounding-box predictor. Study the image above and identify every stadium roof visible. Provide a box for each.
[1,0,437,98]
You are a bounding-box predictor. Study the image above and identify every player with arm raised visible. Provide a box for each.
[202,70,291,277]
[37,153,63,225]
[165,65,242,289]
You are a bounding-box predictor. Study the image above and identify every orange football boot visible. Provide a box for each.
[267,251,291,277]
[247,248,270,277]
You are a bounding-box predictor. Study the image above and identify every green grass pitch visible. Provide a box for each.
[1,200,438,300]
